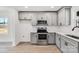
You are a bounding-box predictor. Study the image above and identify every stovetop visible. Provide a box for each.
[37,30,48,33]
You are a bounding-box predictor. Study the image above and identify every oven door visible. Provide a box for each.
[38,34,47,40]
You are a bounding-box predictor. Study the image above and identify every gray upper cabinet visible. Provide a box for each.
[19,11,33,20]
[57,7,71,26]
[32,12,58,26]
[18,6,71,26]
[49,12,58,26]
[18,11,58,26]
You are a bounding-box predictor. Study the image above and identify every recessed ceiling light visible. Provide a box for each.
[51,6,54,8]
[25,6,28,8]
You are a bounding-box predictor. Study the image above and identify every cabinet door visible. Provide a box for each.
[65,8,71,25]
[64,37,78,53]
[51,13,58,26]
[58,8,65,26]
[61,36,78,53]
[37,13,47,20]
[32,13,37,26]
[31,33,38,44]
[56,34,61,48]
[58,7,71,26]
[67,42,78,53]
[48,33,55,44]
[19,12,33,20]
[61,38,68,53]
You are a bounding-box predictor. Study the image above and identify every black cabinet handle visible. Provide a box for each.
[59,38,60,40]
[65,41,68,46]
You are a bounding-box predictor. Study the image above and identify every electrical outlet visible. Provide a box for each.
[22,35,24,38]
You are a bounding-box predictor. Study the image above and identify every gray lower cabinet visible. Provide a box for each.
[56,34,61,48]
[47,33,55,44]
[56,33,79,53]
[31,33,38,44]
[61,36,78,53]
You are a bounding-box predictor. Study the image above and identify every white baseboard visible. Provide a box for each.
[12,40,31,46]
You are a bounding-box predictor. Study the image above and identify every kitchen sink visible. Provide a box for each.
[66,34,79,39]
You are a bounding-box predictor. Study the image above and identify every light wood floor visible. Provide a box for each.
[0,42,60,53]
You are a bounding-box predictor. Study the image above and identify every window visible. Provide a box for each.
[0,18,8,24]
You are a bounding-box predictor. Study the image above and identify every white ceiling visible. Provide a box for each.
[8,6,62,11]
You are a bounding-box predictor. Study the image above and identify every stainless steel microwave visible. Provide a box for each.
[37,20,48,25]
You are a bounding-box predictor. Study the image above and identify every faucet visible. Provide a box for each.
[72,26,79,31]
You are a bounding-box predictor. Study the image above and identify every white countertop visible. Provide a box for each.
[55,32,79,42]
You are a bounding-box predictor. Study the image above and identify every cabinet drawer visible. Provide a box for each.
[62,36,78,47]
[61,39,78,53]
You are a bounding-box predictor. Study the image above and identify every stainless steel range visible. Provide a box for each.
[37,27,48,45]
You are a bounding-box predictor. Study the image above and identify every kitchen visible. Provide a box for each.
[0,6,79,53]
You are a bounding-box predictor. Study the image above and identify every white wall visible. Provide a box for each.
[15,10,20,46]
